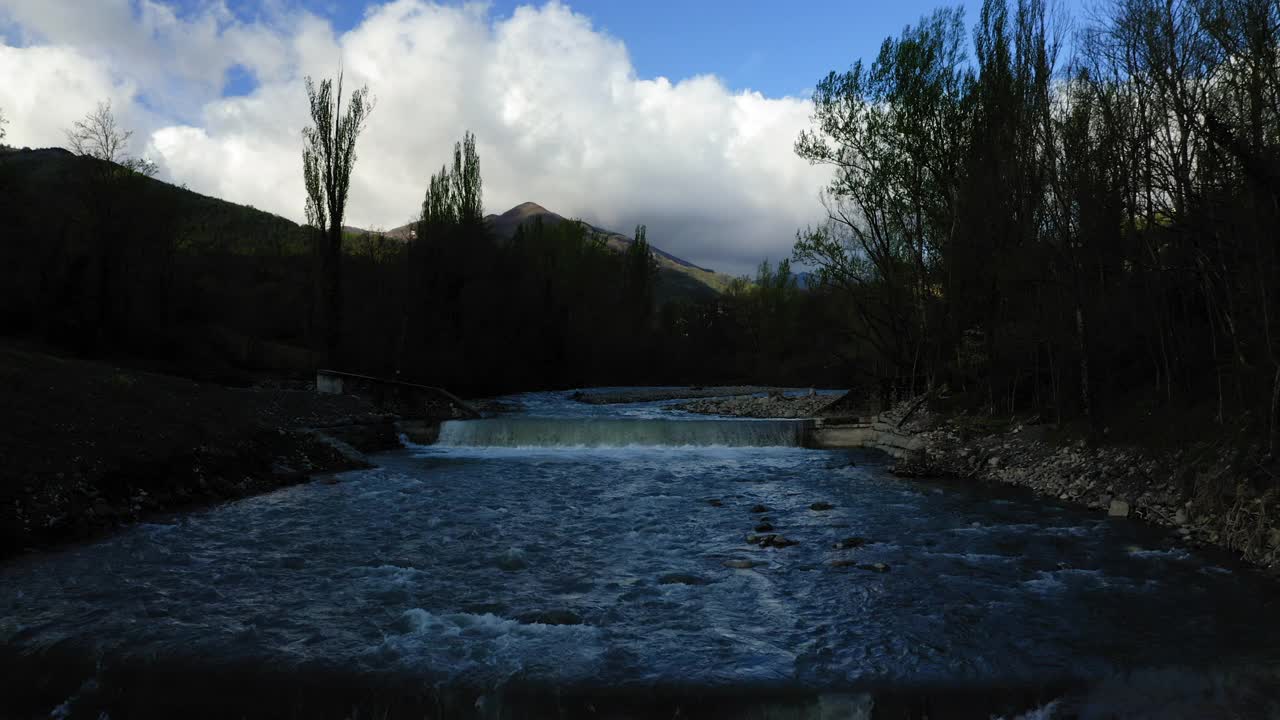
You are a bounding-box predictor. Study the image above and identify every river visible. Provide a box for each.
[3,390,1280,718]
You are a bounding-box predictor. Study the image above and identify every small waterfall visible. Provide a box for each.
[435,418,812,448]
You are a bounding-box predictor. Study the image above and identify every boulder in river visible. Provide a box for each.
[750,504,770,514]
[723,559,757,569]
[659,573,710,586]
[707,499,723,507]
[754,522,775,533]
[833,537,867,550]
[859,562,891,573]
[810,502,835,511]
[1108,499,1131,518]
[753,534,798,548]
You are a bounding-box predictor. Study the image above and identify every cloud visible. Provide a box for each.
[0,0,830,275]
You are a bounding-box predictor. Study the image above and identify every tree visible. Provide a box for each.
[795,7,968,393]
[62,100,162,343]
[0,106,8,144]
[417,131,483,237]
[302,71,373,365]
[623,224,657,333]
[65,100,157,177]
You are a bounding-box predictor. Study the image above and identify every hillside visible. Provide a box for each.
[1,149,733,309]
[483,202,738,300]
[0,147,308,256]
[358,202,738,302]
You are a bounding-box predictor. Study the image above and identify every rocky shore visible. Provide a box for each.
[675,391,837,418]
[571,386,773,404]
[885,403,1280,572]
[676,386,1280,571]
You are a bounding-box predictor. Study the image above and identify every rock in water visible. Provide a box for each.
[723,559,757,569]
[749,504,770,514]
[754,522,775,532]
[859,563,890,573]
[659,573,709,586]
[1108,499,1131,518]
[495,548,528,571]
[810,502,835,511]
[833,537,867,549]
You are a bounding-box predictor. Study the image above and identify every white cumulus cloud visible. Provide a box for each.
[0,0,830,274]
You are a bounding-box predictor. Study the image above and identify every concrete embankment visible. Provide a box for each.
[808,417,926,459]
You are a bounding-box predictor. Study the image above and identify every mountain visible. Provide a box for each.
[482,202,738,301]
[352,202,738,302]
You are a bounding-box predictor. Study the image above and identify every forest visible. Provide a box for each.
[0,0,1278,442]
[794,0,1280,449]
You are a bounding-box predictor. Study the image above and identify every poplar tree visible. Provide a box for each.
[303,71,372,364]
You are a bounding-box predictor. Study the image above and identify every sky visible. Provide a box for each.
[0,0,1084,275]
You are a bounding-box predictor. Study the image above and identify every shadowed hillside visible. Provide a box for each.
[358,201,737,303]
[0,146,314,381]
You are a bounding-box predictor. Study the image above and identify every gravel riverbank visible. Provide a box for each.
[689,385,1280,571]
[675,392,839,418]
[571,386,774,404]
[887,403,1280,572]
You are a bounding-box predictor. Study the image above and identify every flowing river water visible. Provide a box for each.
[3,390,1280,718]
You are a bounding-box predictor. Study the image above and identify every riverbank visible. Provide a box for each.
[571,386,775,404]
[693,389,1280,571]
[892,407,1280,571]
[0,341,413,559]
[676,392,838,418]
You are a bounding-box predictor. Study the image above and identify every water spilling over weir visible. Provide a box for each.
[435,417,814,448]
[3,390,1280,718]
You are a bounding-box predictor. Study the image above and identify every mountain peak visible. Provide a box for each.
[504,201,551,218]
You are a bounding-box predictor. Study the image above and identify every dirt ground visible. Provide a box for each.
[0,340,400,558]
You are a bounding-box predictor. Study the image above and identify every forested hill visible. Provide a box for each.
[359,201,738,302]
[0,147,307,255]
[1,147,733,307]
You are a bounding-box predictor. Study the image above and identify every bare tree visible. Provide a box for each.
[0,106,8,144]
[303,71,373,364]
[65,100,156,176]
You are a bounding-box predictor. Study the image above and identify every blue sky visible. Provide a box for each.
[214,0,1086,99]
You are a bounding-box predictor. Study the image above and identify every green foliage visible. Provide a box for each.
[622,224,658,332]
[418,131,483,238]
[795,6,968,388]
[302,73,372,234]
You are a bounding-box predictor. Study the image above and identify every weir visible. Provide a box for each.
[434,417,814,448]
